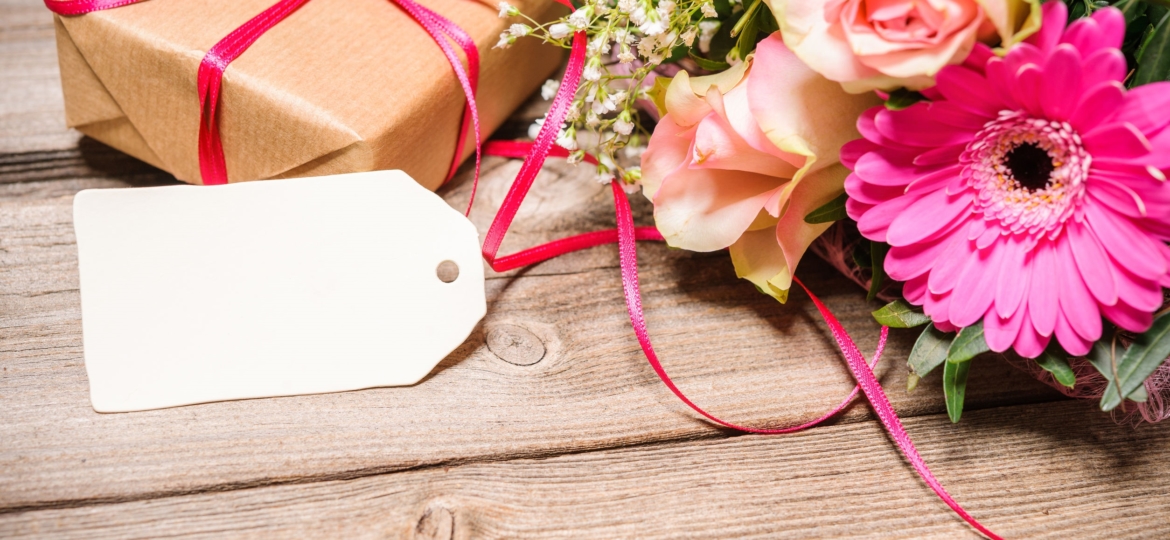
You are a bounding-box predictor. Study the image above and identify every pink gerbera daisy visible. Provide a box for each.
[843,2,1170,358]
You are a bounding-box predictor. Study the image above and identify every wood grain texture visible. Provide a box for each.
[0,184,1065,510]
[3,1,1167,538]
[3,400,1168,539]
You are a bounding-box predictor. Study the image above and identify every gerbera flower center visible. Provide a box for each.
[962,111,1090,237]
[1003,142,1055,191]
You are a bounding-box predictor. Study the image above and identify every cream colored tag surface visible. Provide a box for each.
[73,171,485,412]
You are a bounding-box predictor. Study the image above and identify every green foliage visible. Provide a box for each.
[687,51,730,71]
[1100,312,1170,411]
[884,88,926,110]
[1035,347,1078,388]
[803,193,848,224]
[947,321,990,364]
[1064,0,1111,21]
[872,300,932,328]
[943,358,971,423]
[908,325,954,378]
[867,241,889,302]
[1133,10,1170,86]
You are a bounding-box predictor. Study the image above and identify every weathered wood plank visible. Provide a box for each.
[0,1,81,154]
[2,400,1166,539]
[0,177,1063,510]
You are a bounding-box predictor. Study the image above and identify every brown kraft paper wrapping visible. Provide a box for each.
[51,0,565,189]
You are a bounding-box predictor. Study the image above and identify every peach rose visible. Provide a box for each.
[768,0,1040,92]
[641,34,880,302]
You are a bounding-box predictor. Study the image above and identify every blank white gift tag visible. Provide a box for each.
[74,170,485,413]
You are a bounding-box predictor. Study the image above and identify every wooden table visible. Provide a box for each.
[4,2,1170,537]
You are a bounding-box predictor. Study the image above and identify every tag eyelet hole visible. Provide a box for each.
[436,260,460,283]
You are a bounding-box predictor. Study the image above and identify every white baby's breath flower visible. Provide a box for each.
[629,6,647,25]
[586,112,601,127]
[567,150,585,164]
[617,0,636,15]
[527,116,545,139]
[614,118,634,136]
[494,32,515,49]
[497,1,518,18]
[541,79,560,100]
[639,19,666,36]
[549,23,572,39]
[509,23,531,37]
[681,27,697,47]
[583,65,602,82]
[556,130,579,151]
[698,20,720,53]
[700,2,718,18]
[611,90,628,103]
[618,50,636,63]
[620,180,641,194]
[657,0,676,16]
[564,102,582,122]
[595,170,615,184]
[568,7,592,28]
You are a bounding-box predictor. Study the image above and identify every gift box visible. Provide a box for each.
[51,0,564,190]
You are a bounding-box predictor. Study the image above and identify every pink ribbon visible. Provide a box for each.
[45,0,1002,536]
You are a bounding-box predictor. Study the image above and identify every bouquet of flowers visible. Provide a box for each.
[503,0,1170,424]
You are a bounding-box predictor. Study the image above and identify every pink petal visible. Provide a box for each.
[1102,300,1155,334]
[1114,265,1165,313]
[886,189,973,247]
[934,66,1004,116]
[856,193,919,241]
[844,172,903,205]
[1087,177,1147,219]
[1053,312,1092,356]
[929,236,976,295]
[642,118,696,201]
[840,139,877,170]
[975,224,1000,250]
[653,165,782,252]
[933,319,958,333]
[1013,318,1051,359]
[691,106,800,178]
[874,105,975,148]
[983,58,1021,111]
[907,165,965,195]
[1026,1,1068,54]
[1083,122,1153,159]
[1012,65,1046,119]
[913,144,966,167]
[1066,222,1119,306]
[986,305,1026,353]
[1115,82,1170,137]
[995,238,1031,318]
[903,274,930,305]
[1055,235,1104,342]
[1027,240,1059,336]
[853,150,922,186]
[949,242,1004,327]
[1069,82,1124,132]
[885,235,955,282]
[1041,45,1083,121]
[1090,5,1126,50]
[1081,48,1128,89]
[1083,202,1167,280]
[1060,16,1102,50]
[923,101,992,131]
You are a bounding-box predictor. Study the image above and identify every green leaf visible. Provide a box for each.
[733,0,761,60]
[852,241,871,270]
[884,88,926,110]
[947,321,990,364]
[907,372,921,393]
[1035,349,1077,389]
[908,325,954,378]
[687,51,731,71]
[803,193,848,224]
[867,241,889,302]
[1133,11,1170,86]
[1101,311,1170,411]
[872,300,932,328]
[943,358,971,423]
[1129,384,1149,403]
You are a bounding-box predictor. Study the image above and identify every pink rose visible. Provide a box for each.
[768,0,1040,92]
[641,34,880,301]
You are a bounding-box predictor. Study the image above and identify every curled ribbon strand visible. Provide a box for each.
[44,0,1001,537]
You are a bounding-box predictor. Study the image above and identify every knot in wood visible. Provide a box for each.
[486,323,545,366]
[412,505,455,540]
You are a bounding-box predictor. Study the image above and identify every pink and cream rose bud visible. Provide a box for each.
[641,33,880,302]
[768,0,1041,93]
